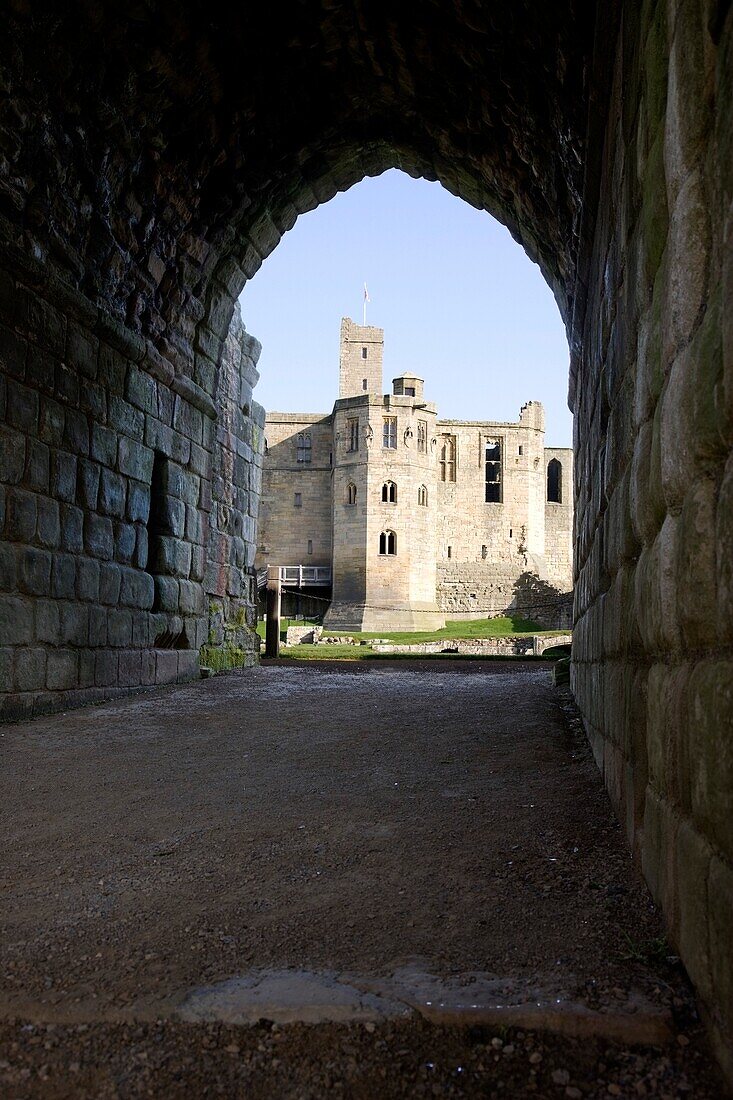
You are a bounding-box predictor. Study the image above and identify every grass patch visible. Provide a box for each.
[269,646,551,663]
[322,615,556,645]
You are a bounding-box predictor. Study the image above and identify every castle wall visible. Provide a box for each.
[255,414,333,568]
[544,446,573,591]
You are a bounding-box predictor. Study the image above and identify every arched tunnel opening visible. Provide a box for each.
[0,1,731,1092]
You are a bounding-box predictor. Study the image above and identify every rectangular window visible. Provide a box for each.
[439,434,456,482]
[485,440,502,502]
[307,539,313,555]
[347,417,359,452]
[417,420,427,453]
[294,492,302,508]
[518,445,524,455]
[362,378,368,390]
[361,347,368,359]
[405,386,415,397]
[447,545,452,559]
[296,432,312,464]
[383,416,397,449]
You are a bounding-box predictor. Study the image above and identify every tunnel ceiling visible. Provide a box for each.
[0,1,599,356]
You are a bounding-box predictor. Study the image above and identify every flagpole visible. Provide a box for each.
[363,283,370,325]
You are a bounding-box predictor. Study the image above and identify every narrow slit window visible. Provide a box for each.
[307,539,313,555]
[347,417,359,452]
[418,484,427,506]
[417,420,427,453]
[362,378,368,390]
[294,492,302,508]
[346,482,357,505]
[362,347,368,359]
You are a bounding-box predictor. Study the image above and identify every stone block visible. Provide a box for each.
[76,459,101,510]
[718,453,733,643]
[107,609,132,647]
[185,504,204,544]
[60,603,89,646]
[46,649,79,690]
[91,423,118,467]
[0,427,26,484]
[154,576,180,612]
[709,855,733,1050]
[67,323,99,379]
[87,605,106,647]
[62,408,90,455]
[5,488,37,542]
[28,294,65,356]
[118,436,154,482]
[134,525,148,569]
[26,346,56,393]
[52,451,78,503]
[18,548,52,596]
[60,504,84,553]
[99,562,122,605]
[24,440,50,493]
[109,396,144,441]
[36,497,61,548]
[677,479,717,649]
[13,647,47,692]
[177,650,200,682]
[35,599,60,644]
[131,611,150,647]
[155,649,179,685]
[7,379,39,432]
[55,361,79,407]
[51,553,76,599]
[95,650,118,687]
[120,566,154,609]
[0,321,28,379]
[39,399,65,447]
[118,649,142,687]
[141,650,156,685]
[0,647,12,688]
[115,521,137,564]
[688,659,733,861]
[78,650,96,688]
[675,819,713,1002]
[99,468,126,517]
[127,479,151,523]
[76,557,100,602]
[0,543,17,591]
[153,535,191,577]
[84,513,114,560]
[126,366,156,413]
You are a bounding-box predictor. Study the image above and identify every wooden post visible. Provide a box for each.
[265,566,281,658]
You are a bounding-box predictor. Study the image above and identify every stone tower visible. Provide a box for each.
[326,321,445,631]
[339,317,384,398]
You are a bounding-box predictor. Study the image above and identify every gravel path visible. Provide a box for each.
[0,662,725,1097]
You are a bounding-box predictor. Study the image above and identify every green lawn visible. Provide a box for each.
[321,615,558,645]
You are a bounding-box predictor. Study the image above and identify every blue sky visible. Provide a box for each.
[239,170,573,447]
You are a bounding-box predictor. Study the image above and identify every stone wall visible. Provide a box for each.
[203,304,264,669]
[570,0,733,1074]
[437,564,572,630]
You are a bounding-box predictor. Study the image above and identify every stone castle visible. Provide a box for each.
[256,318,573,630]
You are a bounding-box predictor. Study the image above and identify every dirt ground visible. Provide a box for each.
[0,661,726,1098]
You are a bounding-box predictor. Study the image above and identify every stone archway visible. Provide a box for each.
[0,0,731,1076]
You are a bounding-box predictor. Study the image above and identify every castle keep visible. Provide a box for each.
[256,318,573,630]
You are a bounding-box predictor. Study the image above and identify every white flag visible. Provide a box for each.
[363,283,370,302]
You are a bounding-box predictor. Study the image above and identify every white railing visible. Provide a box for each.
[257,565,332,588]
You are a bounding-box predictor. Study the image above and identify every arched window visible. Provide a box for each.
[417,484,428,506]
[346,482,357,505]
[296,432,312,464]
[547,458,562,503]
[381,480,397,503]
[439,434,456,481]
[379,530,397,556]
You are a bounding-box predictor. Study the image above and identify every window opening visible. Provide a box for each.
[382,480,397,503]
[485,440,502,502]
[346,482,357,505]
[447,545,452,559]
[547,458,562,503]
[296,432,312,463]
[379,530,397,555]
[307,539,313,555]
[362,347,368,359]
[481,545,488,559]
[362,378,368,390]
[405,386,416,397]
[383,417,397,449]
[439,434,456,482]
[417,420,427,453]
[294,492,302,508]
[518,445,524,455]
[347,417,359,452]
[418,484,427,506]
